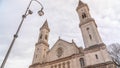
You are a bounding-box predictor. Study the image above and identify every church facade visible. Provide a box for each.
[29,1,116,68]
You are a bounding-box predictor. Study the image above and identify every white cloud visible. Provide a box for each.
[0,0,120,68]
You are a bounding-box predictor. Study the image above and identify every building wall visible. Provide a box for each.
[46,40,79,62]
[80,20,103,48]
[84,46,112,66]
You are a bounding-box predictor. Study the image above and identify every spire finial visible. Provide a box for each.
[72,39,75,44]
[72,39,74,42]
[59,36,60,39]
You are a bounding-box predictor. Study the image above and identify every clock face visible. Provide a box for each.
[56,47,63,57]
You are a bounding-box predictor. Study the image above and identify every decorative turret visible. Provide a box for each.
[76,0,103,48]
[32,20,50,64]
[38,20,50,46]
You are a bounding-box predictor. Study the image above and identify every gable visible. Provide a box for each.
[46,39,79,62]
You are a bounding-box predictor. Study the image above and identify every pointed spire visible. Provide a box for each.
[79,0,84,6]
[76,0,87,11]
[41,20,49,29]
[40,20,50,32]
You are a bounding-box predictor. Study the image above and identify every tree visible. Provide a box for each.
[108,43,120,67]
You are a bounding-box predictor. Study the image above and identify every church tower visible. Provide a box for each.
[76,1,103,48]
[32,20,50,64]
[76,1,114,67]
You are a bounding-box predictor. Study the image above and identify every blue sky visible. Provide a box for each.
[0,0,120,68]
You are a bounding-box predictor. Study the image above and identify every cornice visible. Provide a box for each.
[36,40,49,47]
[84,43,106,54]
[79,18,97,27]
[29,54,84,68]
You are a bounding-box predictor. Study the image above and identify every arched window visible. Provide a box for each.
[89,34,92,40]
[67,61,70,68]
[86,27,89,30]
[40,34,42,39]
[51,66,53,68]
[95,54,99,59]
[80,58,85,68]
[54,65,57,68]
[86,28,92,40]
[45,35,48,40]
[58,64,61,68]
[82,13,87,19]
[62,62,65,68]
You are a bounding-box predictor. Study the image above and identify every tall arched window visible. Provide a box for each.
[51,66,53,68]
[54,65,57,68]
[58,64,61,68]
[45,35,48,40]
[82,13,87,19]
[95,54,99,59]
[67,61,70,68]
[80,58,85,68]
[40,34,42,39]
[86,27,92,40]
[62,62,65,68]
[89,34,92,40]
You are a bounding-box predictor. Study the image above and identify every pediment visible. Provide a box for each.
[46,39,79,62]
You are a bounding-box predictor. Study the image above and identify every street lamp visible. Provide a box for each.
[0,0,44,68]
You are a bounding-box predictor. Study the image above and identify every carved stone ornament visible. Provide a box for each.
[57,47,63,57]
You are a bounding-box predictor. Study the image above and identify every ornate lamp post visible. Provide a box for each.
[0,0,44,68]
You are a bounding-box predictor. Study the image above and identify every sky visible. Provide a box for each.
[0,0,120,68]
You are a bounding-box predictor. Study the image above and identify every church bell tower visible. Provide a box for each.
[76,1,103,48]
[32,20,50,64]
[76,1,114,67]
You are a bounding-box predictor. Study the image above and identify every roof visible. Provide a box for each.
[76,0,88,11]
[40,20,50,32]
[79,0,85,6]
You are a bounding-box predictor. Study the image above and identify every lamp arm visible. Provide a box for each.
[33,0,44,10]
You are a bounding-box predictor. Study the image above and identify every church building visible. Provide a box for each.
[29,1,116,68]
